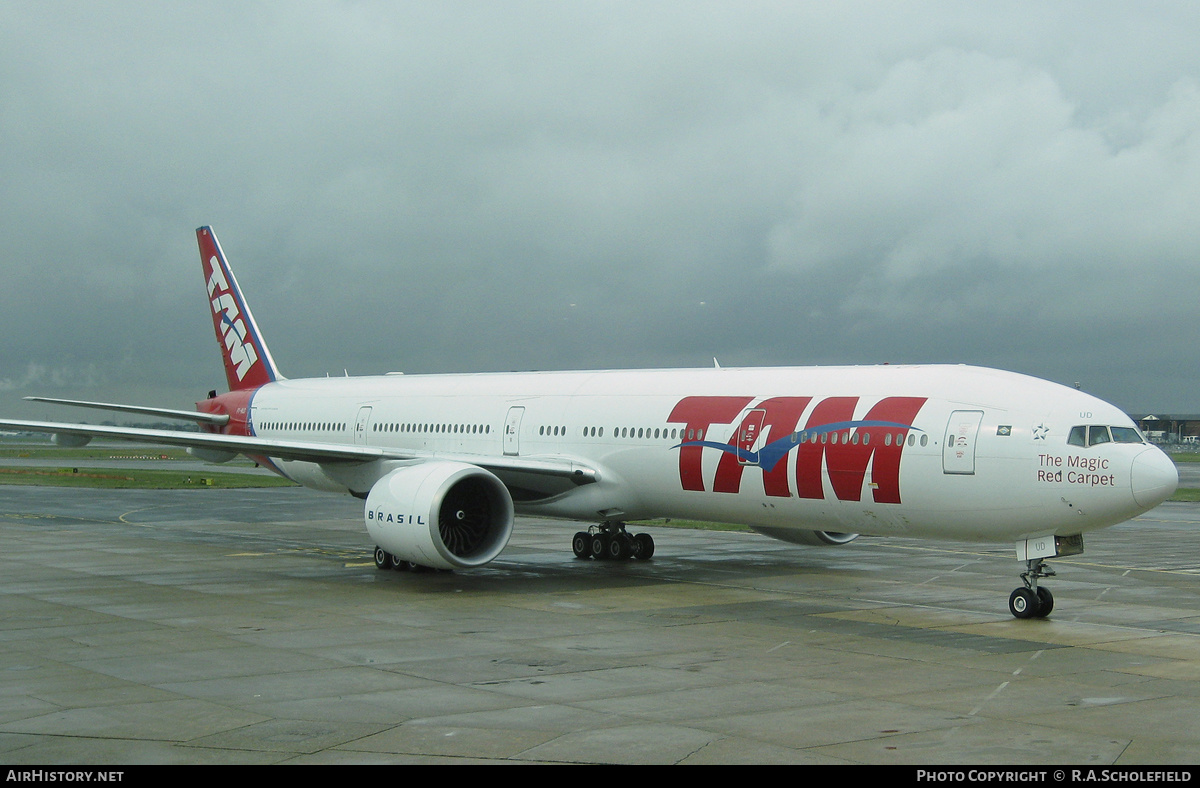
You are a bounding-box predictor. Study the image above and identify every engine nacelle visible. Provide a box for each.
[750,526,859,547]
[187,446,238,464]
[365,461,515,570]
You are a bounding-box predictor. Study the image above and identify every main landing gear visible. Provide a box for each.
[1008,558,1055,619]
[373,546,441,573]
[572,521,655,561]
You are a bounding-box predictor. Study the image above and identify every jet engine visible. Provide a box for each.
[749,526,859,547]
[365,461,515,570]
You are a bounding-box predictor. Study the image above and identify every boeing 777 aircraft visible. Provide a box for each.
[1,228,1179,618]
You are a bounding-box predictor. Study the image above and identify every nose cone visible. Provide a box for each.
[1131,447,1179,509]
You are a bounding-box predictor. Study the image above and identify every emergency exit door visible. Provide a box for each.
[353,406,373,445]
[503,407,525,456]
[735,409,767,465]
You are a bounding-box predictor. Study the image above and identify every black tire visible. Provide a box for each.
[389,554,409,571]
[591,534,609,559]
[1035,587,1054,618]
[572,532,592,559]
[1009,587,1041,619]
[633,533,655,560]
[607,534,630,560]
[373,546,391,571]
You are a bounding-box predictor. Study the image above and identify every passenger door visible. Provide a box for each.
[943,410,983,475]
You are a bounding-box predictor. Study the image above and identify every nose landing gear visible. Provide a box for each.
[1009,558,1055,619]
[1008,534,1082,619]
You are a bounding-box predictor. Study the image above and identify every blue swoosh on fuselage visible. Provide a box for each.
[672,420,923,473]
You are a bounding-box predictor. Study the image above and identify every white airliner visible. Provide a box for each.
[2,228,1179,619]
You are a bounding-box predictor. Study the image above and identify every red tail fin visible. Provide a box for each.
[196,227,281,391]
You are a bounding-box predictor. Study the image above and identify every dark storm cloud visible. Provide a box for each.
[2,1,1198,418]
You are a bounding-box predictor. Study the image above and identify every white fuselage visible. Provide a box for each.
[242,363,1176,544]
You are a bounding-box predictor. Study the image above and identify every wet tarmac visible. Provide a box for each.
[1,484,1198,765]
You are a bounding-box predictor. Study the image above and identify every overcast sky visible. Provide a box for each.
[3,1,1198,419]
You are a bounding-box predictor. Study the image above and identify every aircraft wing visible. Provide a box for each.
[0,418,599,485]
[21,396,231,426]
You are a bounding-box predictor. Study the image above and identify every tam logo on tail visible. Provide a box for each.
[206,258,260,382]
[196,227,278,391]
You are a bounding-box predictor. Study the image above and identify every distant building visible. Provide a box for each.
[1131,414,1200,444]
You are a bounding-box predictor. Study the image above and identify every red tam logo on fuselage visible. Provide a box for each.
[667,395,928,503]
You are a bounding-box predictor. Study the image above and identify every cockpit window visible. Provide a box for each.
[1068,424,1145,447]
[1110,426,1143,443]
